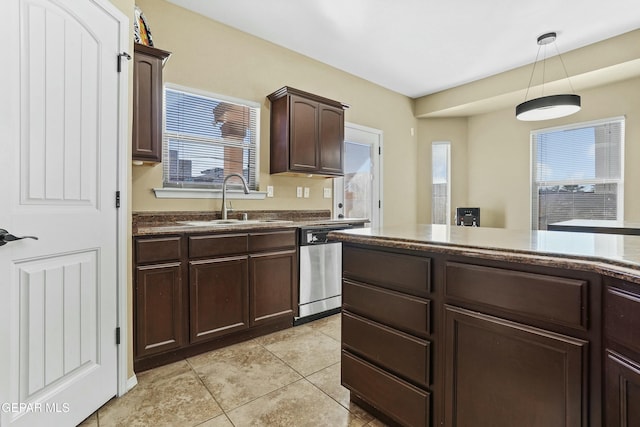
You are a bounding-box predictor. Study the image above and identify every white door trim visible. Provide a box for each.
[334,122,383,227]
[107,0,134,397]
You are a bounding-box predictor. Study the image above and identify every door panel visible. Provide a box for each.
[334,124,382,227]
[1,0,125,425]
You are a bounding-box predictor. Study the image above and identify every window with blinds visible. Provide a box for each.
[531,117,624,230]
[163,85,259,190]
[432,142,451,225]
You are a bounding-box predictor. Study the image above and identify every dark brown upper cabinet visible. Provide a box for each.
[268,87,347,176]
[132,43,171,163]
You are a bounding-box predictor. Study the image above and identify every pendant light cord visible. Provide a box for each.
[523,44,544,102]
[523,35,576,102]
[553,41,577,94]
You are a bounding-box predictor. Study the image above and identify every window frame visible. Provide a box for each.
[530,116,625,230]
[161,83,261,193]
[431,141,451,225]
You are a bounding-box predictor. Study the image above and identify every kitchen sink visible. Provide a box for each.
[177,219,293,227]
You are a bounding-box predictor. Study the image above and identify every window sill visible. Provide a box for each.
[153,188,267,200]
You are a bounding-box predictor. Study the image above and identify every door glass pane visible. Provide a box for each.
[344,141,373,219]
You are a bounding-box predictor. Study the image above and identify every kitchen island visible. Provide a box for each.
[329,224,640,427]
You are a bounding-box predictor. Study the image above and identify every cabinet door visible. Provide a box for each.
[444,306,587,427]
[135,263,185,358]
[318,104,344,174]
[132,45,167,162]
[190,256,249,343]
[605,351,640,427]
[289,95,319,171]
[249,249,296,326]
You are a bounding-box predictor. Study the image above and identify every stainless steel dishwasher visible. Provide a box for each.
[295,223,356,325]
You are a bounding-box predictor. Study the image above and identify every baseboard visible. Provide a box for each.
[126,374,138,392]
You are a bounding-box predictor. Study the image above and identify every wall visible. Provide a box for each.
[133,0,417,226]
[418,76,640,229]
[416,118,468,224]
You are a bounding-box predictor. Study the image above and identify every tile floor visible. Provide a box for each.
[78,314,387,426]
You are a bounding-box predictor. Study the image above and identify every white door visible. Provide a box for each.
[0,0,127,425]
[334,123,383,227]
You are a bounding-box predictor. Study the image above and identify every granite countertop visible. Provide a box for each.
[133,210,369,236]
[329,224,640,284]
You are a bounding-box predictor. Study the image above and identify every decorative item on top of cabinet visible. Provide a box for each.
[268,86,348,176]
[132,43,171,163]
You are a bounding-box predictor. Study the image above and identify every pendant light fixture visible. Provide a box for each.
[516,32,581,121]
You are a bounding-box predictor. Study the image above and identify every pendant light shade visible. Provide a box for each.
[516,94,581,121]
[516,32,581,121]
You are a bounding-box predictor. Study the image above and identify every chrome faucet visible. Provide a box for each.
[221,173,250,220]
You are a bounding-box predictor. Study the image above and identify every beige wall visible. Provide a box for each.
[133,0,417,226]
[418,76,640,229]
[416,118,468,224]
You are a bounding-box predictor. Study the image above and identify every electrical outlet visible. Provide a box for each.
[267,185,274,197]
[323,188,332,198]
[303,187,310,198]
[296,187,303,198]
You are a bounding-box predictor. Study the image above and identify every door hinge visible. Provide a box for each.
[378,200,381,209]
[116,327,121,345]
[117,52,131,73]
[115,191,121,208]
[378,146,381,155]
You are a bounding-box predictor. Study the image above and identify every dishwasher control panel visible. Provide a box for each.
[299,224,357,246]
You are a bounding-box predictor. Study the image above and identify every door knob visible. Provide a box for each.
[0,229,39,246]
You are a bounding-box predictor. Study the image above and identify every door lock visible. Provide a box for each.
[0,229,39,246]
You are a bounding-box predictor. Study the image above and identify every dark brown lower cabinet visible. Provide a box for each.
[604,280,640,426]
[444,305,587,427]
[134,230,297,371]
[605,351,640,427]
[189,255,249,343]
[135,262,185,357]
[342,351,430,427]
[249,249,297,326]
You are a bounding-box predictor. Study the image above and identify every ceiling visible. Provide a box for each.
[166,0,640,99]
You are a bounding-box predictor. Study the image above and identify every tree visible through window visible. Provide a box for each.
[163,86,259,190]
[531,117,624,230]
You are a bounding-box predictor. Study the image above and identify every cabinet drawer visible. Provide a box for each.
[342,351,430,427]
[249,230,296,252]
[343,279,430,338]
[343,312,430,387]
[606,287,640,355]
[343,246,430,296]
[189,234,248,258]
[445,262,587,330]
[136,236,182,264]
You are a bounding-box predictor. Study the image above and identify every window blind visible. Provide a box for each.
[531,117,624,229]
[163,86,259,190]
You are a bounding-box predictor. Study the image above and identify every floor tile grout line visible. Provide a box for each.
[185,357,236,427]
[223,377,310,418]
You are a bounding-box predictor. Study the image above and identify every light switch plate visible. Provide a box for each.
[303,187,310,198]
[323,188,332,198]
[296,187,303,198]
[267,185,274,197]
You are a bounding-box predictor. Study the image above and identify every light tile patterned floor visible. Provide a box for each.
[78,314,387,427]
